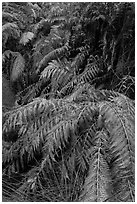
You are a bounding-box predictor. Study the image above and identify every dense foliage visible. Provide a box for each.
[2,2,135,202]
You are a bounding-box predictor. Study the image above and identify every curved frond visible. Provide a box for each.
[99,98,135,201]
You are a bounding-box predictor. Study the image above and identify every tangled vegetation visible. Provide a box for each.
[2,2,135,202]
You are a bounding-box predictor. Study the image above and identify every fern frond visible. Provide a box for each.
[3,98,61,172]
[3,97,97,176]
[3,98,55,133]
[80,130,112,202]
[41,59,72,94]
[99,99,135,201]
[37,43,70,74]
[38,102,97,175]
[40,60,59,80]
[78,61,100,84]
[58,77,78,98]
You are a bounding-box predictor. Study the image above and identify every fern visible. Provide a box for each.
[80,130,112,202]
[19,32,34,45]
[40,59,73,95]
[99,97,135,201]
[37,43,70,74]
[78,55,104,85]
[3,95,97,172]
[2,23,21,47]
[2,2,135,202]
[3,87,135,201]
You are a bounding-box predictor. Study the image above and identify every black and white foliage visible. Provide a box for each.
[2,2,135,202]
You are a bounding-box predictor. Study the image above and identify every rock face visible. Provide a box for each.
[2,76,16,107]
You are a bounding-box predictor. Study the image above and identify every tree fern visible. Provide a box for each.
[2,2,135,202]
